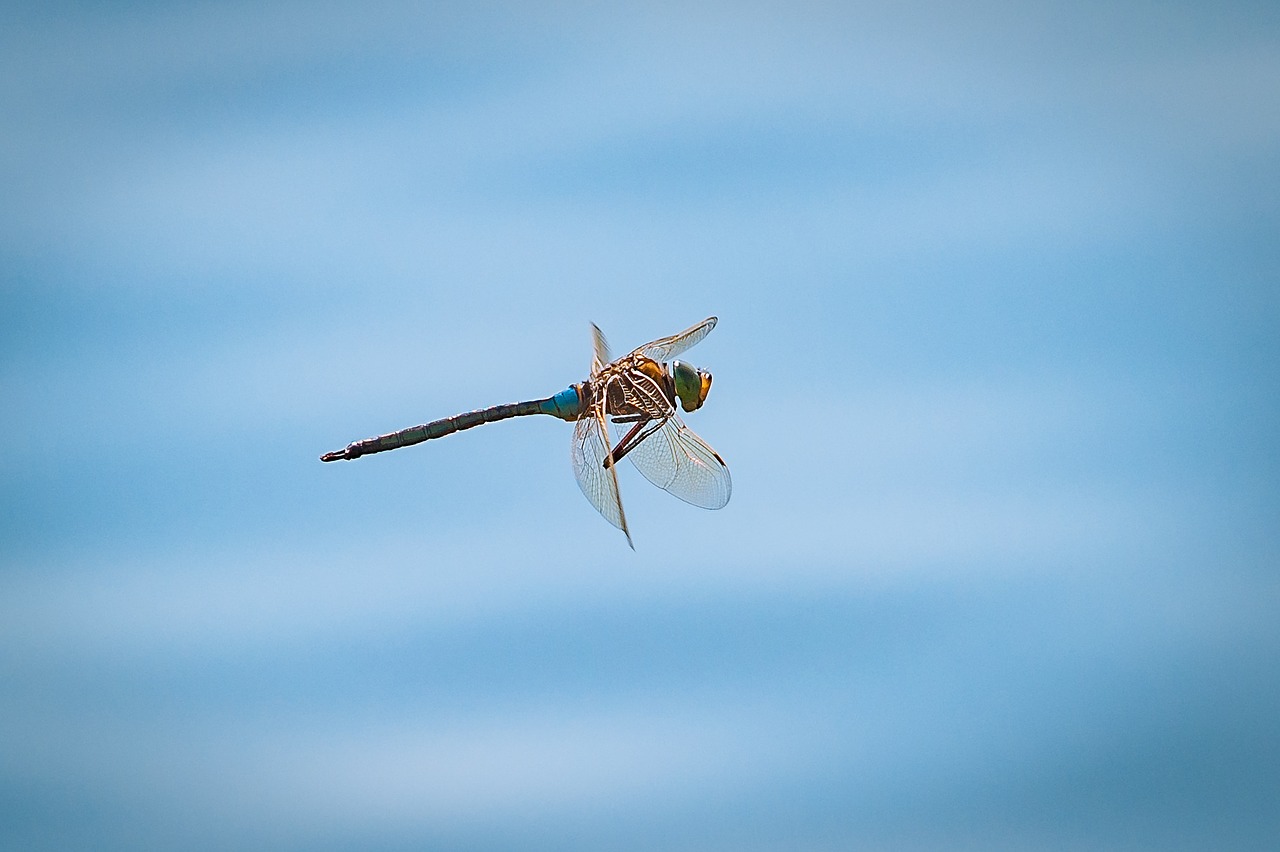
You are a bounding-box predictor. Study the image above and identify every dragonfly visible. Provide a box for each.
[321,316,731,547]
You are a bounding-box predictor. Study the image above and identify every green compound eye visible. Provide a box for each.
[672,360,712,412]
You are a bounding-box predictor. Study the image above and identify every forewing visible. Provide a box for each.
[633,316,717,362]
[571,397,633,547]
[591,323,612,373]
[624,415,731,509]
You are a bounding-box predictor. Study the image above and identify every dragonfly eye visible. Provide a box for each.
[673,360,711,412]
[698,369,713,408]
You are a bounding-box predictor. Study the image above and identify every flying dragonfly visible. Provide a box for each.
[321,317,731,547]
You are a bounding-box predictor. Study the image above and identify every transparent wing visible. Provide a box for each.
[591,323,612,374]
[621,414,731,510]
[571,392,633,548]
[633,316,717,362]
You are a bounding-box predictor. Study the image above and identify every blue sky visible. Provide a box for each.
[3,2,1278,849]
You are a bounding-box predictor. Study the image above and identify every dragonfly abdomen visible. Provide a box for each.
[320,388,582,462]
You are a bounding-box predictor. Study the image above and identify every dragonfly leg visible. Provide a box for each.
[605,417,665,469]
[606,420,646,469]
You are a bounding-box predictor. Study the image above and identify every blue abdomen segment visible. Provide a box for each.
[541,386,582,422]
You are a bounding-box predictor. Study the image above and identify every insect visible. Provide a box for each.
[321,317,730,547]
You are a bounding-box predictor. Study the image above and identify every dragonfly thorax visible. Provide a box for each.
[593,355,672,420]
[589,356,714,420]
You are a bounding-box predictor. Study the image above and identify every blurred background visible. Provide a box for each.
[3,1,1278,849]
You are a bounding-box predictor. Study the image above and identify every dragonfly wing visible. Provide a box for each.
[571,395,633,547]
[591,323,613,373]
[623,414,731,509]
[633,316,717,362]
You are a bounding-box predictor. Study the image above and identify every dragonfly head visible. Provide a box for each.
[672,360,713,413]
